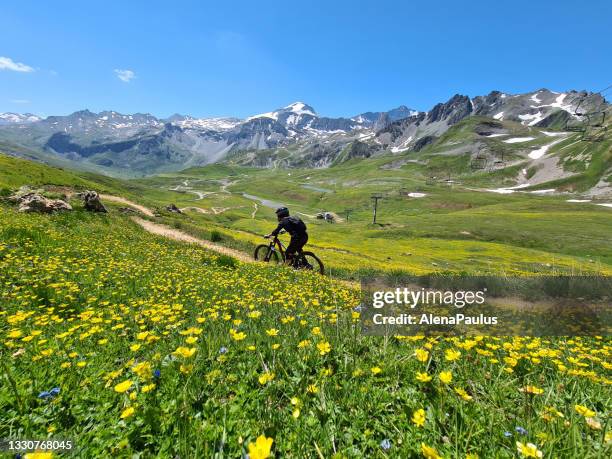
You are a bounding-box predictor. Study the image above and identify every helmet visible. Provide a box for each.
[275,207,289,219]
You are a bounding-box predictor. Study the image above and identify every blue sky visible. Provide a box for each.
[1,0,610,118]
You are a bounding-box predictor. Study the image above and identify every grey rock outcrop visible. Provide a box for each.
[80,191,107,212]
[13,192,72,213]
[165,204,182,213]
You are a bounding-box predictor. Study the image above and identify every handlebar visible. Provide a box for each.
[264,230,286,239]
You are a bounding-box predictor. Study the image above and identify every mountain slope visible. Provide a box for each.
[0,102,416,175]
[0,89,608,180]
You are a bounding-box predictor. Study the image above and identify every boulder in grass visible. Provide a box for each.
[165,204,182,214]
[81,191,107,213]
[8,186,39,203]
[17,193,72,213]
[316,211,335,222]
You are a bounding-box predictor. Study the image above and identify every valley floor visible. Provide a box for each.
[134,159,612,279]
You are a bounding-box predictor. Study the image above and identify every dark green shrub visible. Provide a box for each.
[214,254,237,269]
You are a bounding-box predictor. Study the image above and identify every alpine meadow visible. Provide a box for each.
[1,1,612,457]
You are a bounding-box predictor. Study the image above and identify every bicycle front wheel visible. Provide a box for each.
[254,244,282,264]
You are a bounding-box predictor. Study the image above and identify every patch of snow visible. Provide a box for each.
[529,189,555,194]
[486,184,531,194]
[519,112,545,126]
[0,112,42,123]
[550,93,572,112]
[177,117,241,130]
[391,135,414,152]
[566,199,591,203]
[528,136,568,159]
[528,93,575,117]
[530,92,541,103]
[407,192,427,198]
[528,144,550,159]
[285,102,316,117]
[484,133,507,138]
[541,131,566,137]
[247,111,279,121]
[493,112,504,120]
[596,203,612,208]
[305,126,346,135]
[503,137,535,143]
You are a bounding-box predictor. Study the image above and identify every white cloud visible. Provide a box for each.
[0,56,35,72]
[114,69,136,83]
[10,99,30,104]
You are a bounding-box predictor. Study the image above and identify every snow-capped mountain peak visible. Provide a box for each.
[247,101,317,122]
[171,116,242,131]
[0,112,42,125]
[2,88,604,175]
[284,102,317,116]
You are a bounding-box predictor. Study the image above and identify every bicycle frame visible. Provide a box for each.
[266,235,287,261]
[265,232,303,264]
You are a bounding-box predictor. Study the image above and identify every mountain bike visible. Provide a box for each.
[254,230,324,274]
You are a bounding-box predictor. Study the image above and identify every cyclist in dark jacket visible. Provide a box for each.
[265,207,308,265]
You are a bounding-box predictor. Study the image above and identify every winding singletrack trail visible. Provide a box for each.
[113,197,357,288]
[131,216,252,262]
[100,194,156,217]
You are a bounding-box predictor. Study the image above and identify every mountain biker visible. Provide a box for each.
[265,207,308,266]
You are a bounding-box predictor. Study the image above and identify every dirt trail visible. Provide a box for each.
[180,206,210,214]
[104,196,356,288]
[100,195,156,217]
[131,216,253,262]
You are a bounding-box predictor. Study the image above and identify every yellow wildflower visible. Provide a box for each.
[247,435,273,459]
[412,408,426,427]
[114,380,133,393]
[120,406,135,419]
[439,371,452,384]
[421,443,442,459]
[516,442,543,458]
[317,341,331,355]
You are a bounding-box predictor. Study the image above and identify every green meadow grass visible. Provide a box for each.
[1,205,610,458]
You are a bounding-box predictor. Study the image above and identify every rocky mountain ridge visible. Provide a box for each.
[0,89,607,174]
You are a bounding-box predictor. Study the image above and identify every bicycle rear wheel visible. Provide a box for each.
[254,244,282,264]
[299,251,325,274]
